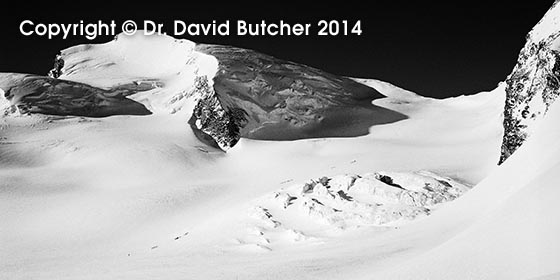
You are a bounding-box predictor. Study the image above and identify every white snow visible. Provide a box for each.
[368,89,560,280]
[351,77,423,102]
[233,169,466,247]
[530,1,560,42]
[58,33,219,115]
[0,88,8,111]
[0,31,556,279]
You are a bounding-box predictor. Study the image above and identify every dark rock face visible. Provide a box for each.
[47,54,64,79]
[188,76,246,150]
[0,74,151,117]
[499,25,560,164]
[195,45,406,143]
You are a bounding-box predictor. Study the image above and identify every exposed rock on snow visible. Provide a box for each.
[348,172,467,207]
[47,53,64,79]
[188,76,245,150]
[500,1,560,163]
[248,206,282,229]
[273,192,297,209]
[238,170,469,250]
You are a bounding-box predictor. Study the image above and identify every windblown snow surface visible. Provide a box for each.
[0,26,558,280]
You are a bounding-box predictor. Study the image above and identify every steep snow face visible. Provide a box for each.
[195,45,404,142]
[350,78,423,102]
[500,1,560,163]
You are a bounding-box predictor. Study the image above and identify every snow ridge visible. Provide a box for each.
[43,33,242,150]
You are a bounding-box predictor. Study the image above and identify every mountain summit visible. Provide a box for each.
[1,33,404,150]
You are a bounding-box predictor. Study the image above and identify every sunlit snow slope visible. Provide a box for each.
[0,39,504,278]
[2,4,558,277]
[369,89,560,280]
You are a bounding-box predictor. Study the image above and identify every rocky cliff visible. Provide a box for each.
[188,75,246,150]
[500,1,560,164]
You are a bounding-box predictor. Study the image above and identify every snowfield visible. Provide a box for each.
[0,35,502,278]
[1,5,560,278]
[369,93,560,280]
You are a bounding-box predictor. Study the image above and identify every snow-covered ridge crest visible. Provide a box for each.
[46,32,240,150]
[350,78,423,102]
[53,32,219,111]
[46,32,399,151]
[58,32,202,84]
[528,0,560,42]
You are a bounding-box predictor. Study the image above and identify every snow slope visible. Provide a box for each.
[3,20,554,279]
[0,51,505,279]
[1,1,558,277]
[56,32,218,115]
[529,0,560,42]
[351,77,423,102]
[370,88,560,280]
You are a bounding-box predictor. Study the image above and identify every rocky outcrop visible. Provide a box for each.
[244,170,469,235]
[234,170,468,251]
[500,1,560,164]
[332,171,467,208]
[47,54,64,79]
[188,76,247,150]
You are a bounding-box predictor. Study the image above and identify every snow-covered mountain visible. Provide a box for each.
[1,34,403,150]
[194,44,404,143]
[0,35,504,277]
[1,2,559,279]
